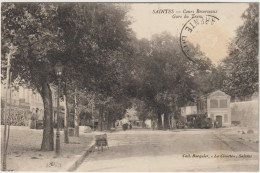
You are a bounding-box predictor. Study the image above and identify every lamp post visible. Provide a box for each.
[54,61,63,156]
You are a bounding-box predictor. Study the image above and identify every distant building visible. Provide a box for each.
[197,90,231,127]
[18,86,44,120]
[181,106,197,117]
[124,107,142,126]
[1,84,64,125]
[251,92,258,101]
[145,119,151,128]
[1,86,31,125]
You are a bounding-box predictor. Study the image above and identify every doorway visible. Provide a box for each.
[216,115,222,128]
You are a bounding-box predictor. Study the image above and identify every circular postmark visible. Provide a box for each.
[180,15,220,62]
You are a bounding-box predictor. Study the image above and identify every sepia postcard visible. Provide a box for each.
[1,1,259,172]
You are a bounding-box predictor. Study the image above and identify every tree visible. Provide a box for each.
[191,57,226,96]
[131,33,199,129]
[130,98,153,127]
[104,97,131,130]
[2,3,63,151]
[57,3,134,133]
[1,3,133,150]
[222,3,258,100]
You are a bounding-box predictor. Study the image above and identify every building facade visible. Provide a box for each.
[18,86,44,119]
[197,90,231,127]
[1,84,64,125]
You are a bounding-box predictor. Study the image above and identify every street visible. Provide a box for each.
[1,2,258,172]
[77,128,258,172]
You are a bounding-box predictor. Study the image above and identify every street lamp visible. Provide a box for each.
[54,61,64,156]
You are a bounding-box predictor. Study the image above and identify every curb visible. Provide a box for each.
[65,140,96,172]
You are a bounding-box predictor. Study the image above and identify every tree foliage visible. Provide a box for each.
[2,2,258,137]
[129,32,212,129]
[222,3,258,100]
[1,2,133,149]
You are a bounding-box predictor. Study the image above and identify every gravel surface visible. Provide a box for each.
[77,128,259,172]
[1,126,94,171]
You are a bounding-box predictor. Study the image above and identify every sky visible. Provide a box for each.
[127,3,249,63]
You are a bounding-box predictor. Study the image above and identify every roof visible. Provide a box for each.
[208,90,230,98]
[199,90,230,100]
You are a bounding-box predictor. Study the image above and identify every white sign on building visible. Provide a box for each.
[181,106,197,117]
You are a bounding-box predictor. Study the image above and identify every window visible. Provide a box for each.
[224,114,228,122]
[210,99,218,108]
[220,99,228,108]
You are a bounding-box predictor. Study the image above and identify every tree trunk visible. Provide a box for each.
[170,115,174,129]
[164,111,169,130]
[103,113,107,131]
[112,119,116,128]
[63,82,69,144]
[157,111,163,130]
[40,82,54,151]
[106,114,110,131]
[168,114,171,128]
[74,90,79,137]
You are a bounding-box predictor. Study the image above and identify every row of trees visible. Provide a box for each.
[124,3,259,128]
[2,3,134,151]
[1,2,258,152]
[128,33,216,129]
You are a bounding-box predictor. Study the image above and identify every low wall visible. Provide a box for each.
[231,100,258,128]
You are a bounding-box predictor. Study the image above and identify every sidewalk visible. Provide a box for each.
[1,126,94,171]
[218,126,259,149]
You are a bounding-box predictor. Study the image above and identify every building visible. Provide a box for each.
[1,85,31,125]
[18,86,44,120]
[197,90,231,127]
[251,92,258,101]
[181,106,197,117]
[1,84,64,126]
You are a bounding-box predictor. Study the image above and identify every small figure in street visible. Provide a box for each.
[214,120,219,128]
[152,121,155,130]
[30,109,38,129]
[129,123,132,130]
[122,123,128,131]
